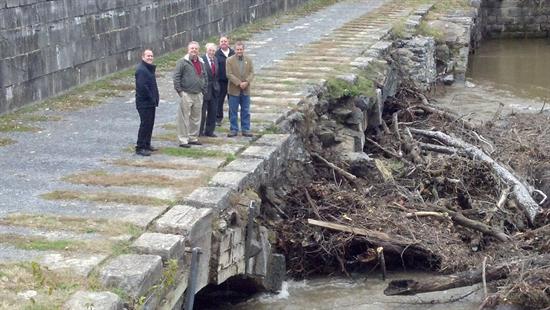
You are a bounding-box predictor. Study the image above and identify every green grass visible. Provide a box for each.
[161,147,230,158]
[41,190,172,206]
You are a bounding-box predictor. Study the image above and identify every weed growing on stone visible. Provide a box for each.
[0,262,84,309]
[63,170,194,187]
[0,137,16,146]
[41,190,172,207]
[326,74,375,100]
[417,21,445,42]
[0,214,140,237]
[161,147,229,158]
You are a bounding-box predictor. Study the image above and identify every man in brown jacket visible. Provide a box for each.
[226,42,254,137]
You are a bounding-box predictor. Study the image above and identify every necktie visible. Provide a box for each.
[210,58,216,75]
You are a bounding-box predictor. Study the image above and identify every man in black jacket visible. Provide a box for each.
[200,43,220,137]
[135,49,160,156]
[214,36,235,126]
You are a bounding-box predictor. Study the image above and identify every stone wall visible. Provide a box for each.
[482,0,550,38]
[0,0,309,114]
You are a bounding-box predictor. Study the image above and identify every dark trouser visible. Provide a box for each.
[136,107,156,150]
[216,80,229,122]
[200,96,217,136]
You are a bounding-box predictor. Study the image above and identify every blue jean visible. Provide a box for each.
[228,94,250,133]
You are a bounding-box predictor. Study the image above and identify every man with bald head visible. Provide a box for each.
[173,41,207,147]
[134,48,159,156]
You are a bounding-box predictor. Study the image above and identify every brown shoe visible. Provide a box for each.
[227,131,238,137]
[242,132,253,137]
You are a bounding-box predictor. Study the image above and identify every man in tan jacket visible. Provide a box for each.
[226,42,254,137]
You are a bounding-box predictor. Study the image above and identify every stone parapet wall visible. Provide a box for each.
[481,0,550,38]
[0,0,308,113]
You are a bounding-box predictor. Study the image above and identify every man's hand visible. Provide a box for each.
[239,81,249,89]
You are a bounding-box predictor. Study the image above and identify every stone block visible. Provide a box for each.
[223,157,264,174]
[63,291,123,310]
[153,205,212,241]
[208,171,251,191]
[131,233,185,263]
[254,134,290,147]
[100,254,162,298]
[240,145,279,161]
[184,187,233,210]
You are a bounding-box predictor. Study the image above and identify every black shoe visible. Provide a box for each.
[179,144,190,148]
[227,131,237,137]
[205,133,217,137]
[188,140,202,145]
[146,146,159,152]
[136,149,152,156]
[242,132,253,137]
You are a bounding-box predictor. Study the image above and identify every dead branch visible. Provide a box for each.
[307,219,434,257]
[439,207,510,242]
[384,254,550,296]
[409,127,542,225]
[311,153,357,182]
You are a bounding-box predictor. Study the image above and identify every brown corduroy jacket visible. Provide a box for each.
[226,55,254,96]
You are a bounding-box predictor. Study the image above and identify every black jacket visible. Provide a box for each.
[214,47,235,83]
[135,60,159,109]
[201,55,220,101]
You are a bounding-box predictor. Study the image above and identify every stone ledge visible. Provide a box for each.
[99,254,163,299]
[208,171,252,191]
[184,187,234,210]
[131,232,185,262]
[63,291,123,310]
[253,134,290,147]
[240,145,280,161]
[153,205,212,240]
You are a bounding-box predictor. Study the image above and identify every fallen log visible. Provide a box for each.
[409,128,542,225]
[384,254,550,296]
[307,219,435,258]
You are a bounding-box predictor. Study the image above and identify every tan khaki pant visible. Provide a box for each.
[177,92,203,144]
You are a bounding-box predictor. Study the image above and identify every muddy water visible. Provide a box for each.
[438,39,550,122]
[222,272,483,309]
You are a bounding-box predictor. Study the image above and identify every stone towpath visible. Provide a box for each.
[0,0,436,308]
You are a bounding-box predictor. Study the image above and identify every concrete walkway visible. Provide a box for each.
[0,0,436,307]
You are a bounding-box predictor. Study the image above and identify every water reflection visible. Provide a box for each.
[467,38,550,101]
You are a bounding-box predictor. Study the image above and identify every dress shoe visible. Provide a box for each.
[136,149,152,156]
[188,140,202,145]
[242,132,253,137]
[179,144,190,148]
[227,131,238,137]
[205,133,217,137]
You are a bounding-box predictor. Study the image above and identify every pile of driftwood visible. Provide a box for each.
[262,89,550,309]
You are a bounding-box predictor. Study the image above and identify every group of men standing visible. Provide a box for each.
[134,36,255,156]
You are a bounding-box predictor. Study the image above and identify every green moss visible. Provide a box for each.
[326,74,375,100]
[417,21,445,42]
[19,240,73,251]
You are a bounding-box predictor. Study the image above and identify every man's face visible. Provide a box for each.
[207,46,216,58]
[188,43,199,58]
[142,50,154,64]
[219,37,229,50]
[235,45,244,57]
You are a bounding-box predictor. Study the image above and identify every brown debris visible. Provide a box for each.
[262,87,550,309]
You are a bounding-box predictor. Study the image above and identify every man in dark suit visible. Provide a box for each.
[200,43,220,137]
[134,49,160,156]
[214,36,235,126]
